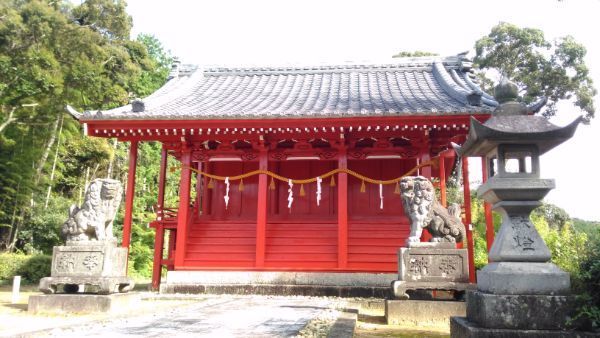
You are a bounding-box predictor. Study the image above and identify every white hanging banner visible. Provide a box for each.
[316,176,322,206]
[224,177,230,209]
[379,183,384,210]
[287,179,294,209]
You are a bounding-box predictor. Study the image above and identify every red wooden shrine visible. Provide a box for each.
[70,56,498,289]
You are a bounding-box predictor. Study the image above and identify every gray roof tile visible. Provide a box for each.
[85,56,497,120]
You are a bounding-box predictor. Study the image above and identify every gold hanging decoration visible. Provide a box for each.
[299,184,306,196]
[394,181,401,195]
[360,180,366,193]
[239,178,244,192]
[207,178,215,189]
[330,175,336,187]
[269,177,276,190]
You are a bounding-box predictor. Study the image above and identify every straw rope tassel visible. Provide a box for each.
[207,178,214,189]
[330,175,336,187]
[360,180,366,193]
[299,184,305,197]
[238,178,244,192]
[269,177,276,190]
[394,181,401,195]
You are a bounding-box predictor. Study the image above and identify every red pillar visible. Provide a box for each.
[337,146,348,269]
[256,147,268,267]
[151,146,168,290]
[157,146,168,212]
[462,157,476,283]
[122,141,138,249]
[420,151,432,242]
[481,157,494,254]
[174,145,192,268]
[202,162,210,217]
[439,154,447,208]
[194,161,202,217]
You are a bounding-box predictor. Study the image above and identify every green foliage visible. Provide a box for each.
[0,253,51,283]
[0,0,171,270]
[17,254,52,283]
[571,235,600,331]
[474,22,597,120]
[0,253,29,282]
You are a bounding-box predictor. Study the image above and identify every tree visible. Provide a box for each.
[0,0,170,252]
[474,22,596,120]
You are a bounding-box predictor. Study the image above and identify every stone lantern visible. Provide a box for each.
[451,79,582,336]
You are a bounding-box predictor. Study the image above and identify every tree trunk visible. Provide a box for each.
[35,115,61,185]
[44,115,64,209]
[0,107,17,134]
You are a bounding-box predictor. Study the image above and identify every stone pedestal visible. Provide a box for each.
[28,293,141,314]
[39,240,134,294]
[386,299,466,326]
[391,243,474,299]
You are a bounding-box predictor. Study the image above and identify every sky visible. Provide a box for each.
[124,0,600,221]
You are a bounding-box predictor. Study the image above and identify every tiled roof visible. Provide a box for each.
[79,56,498,121]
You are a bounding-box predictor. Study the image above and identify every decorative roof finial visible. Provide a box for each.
[131,98,145,113]
[494,77,519,104]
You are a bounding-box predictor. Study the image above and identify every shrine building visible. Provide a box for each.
[69,55,499,291]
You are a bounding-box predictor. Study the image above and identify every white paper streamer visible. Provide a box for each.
[287,179,294,209]
[224,177,230,209]
[316,177,322,206]
[379,183,383,210]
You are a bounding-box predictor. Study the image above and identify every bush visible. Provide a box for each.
[0,253,51,284]
[571,230,600,332]
[0,253,29,282]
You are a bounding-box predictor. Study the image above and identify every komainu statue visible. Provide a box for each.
[61,178,123,241]
[400,176,466,244]
[39,178,134,295]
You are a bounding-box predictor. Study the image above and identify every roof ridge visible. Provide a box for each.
[178,55,464,75]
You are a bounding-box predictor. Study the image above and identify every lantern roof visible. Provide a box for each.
[459,115,582,156]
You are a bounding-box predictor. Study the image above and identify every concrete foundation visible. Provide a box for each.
[161,271,396,297]
[164,271,395,287]
[386,299,466,326]
[451,317,598,338]
[28,293,141,314]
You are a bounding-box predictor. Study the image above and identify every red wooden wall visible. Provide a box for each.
[183,159,414,272]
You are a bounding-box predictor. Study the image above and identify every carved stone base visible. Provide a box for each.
[392,280,476,300]
[39,276,134,295]
[39,241,133,294]
[398,246,469,283]
[392,246,472,299]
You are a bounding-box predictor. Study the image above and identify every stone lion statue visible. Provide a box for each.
[61,178,123,241]
[400,176,466,244]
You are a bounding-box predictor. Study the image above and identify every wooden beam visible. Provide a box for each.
[482,157,494,255]
[122,141,138,249]
[337,146,348,269]
[174,145,192,268]
[462,157,476,283]
[255,146,268,267]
